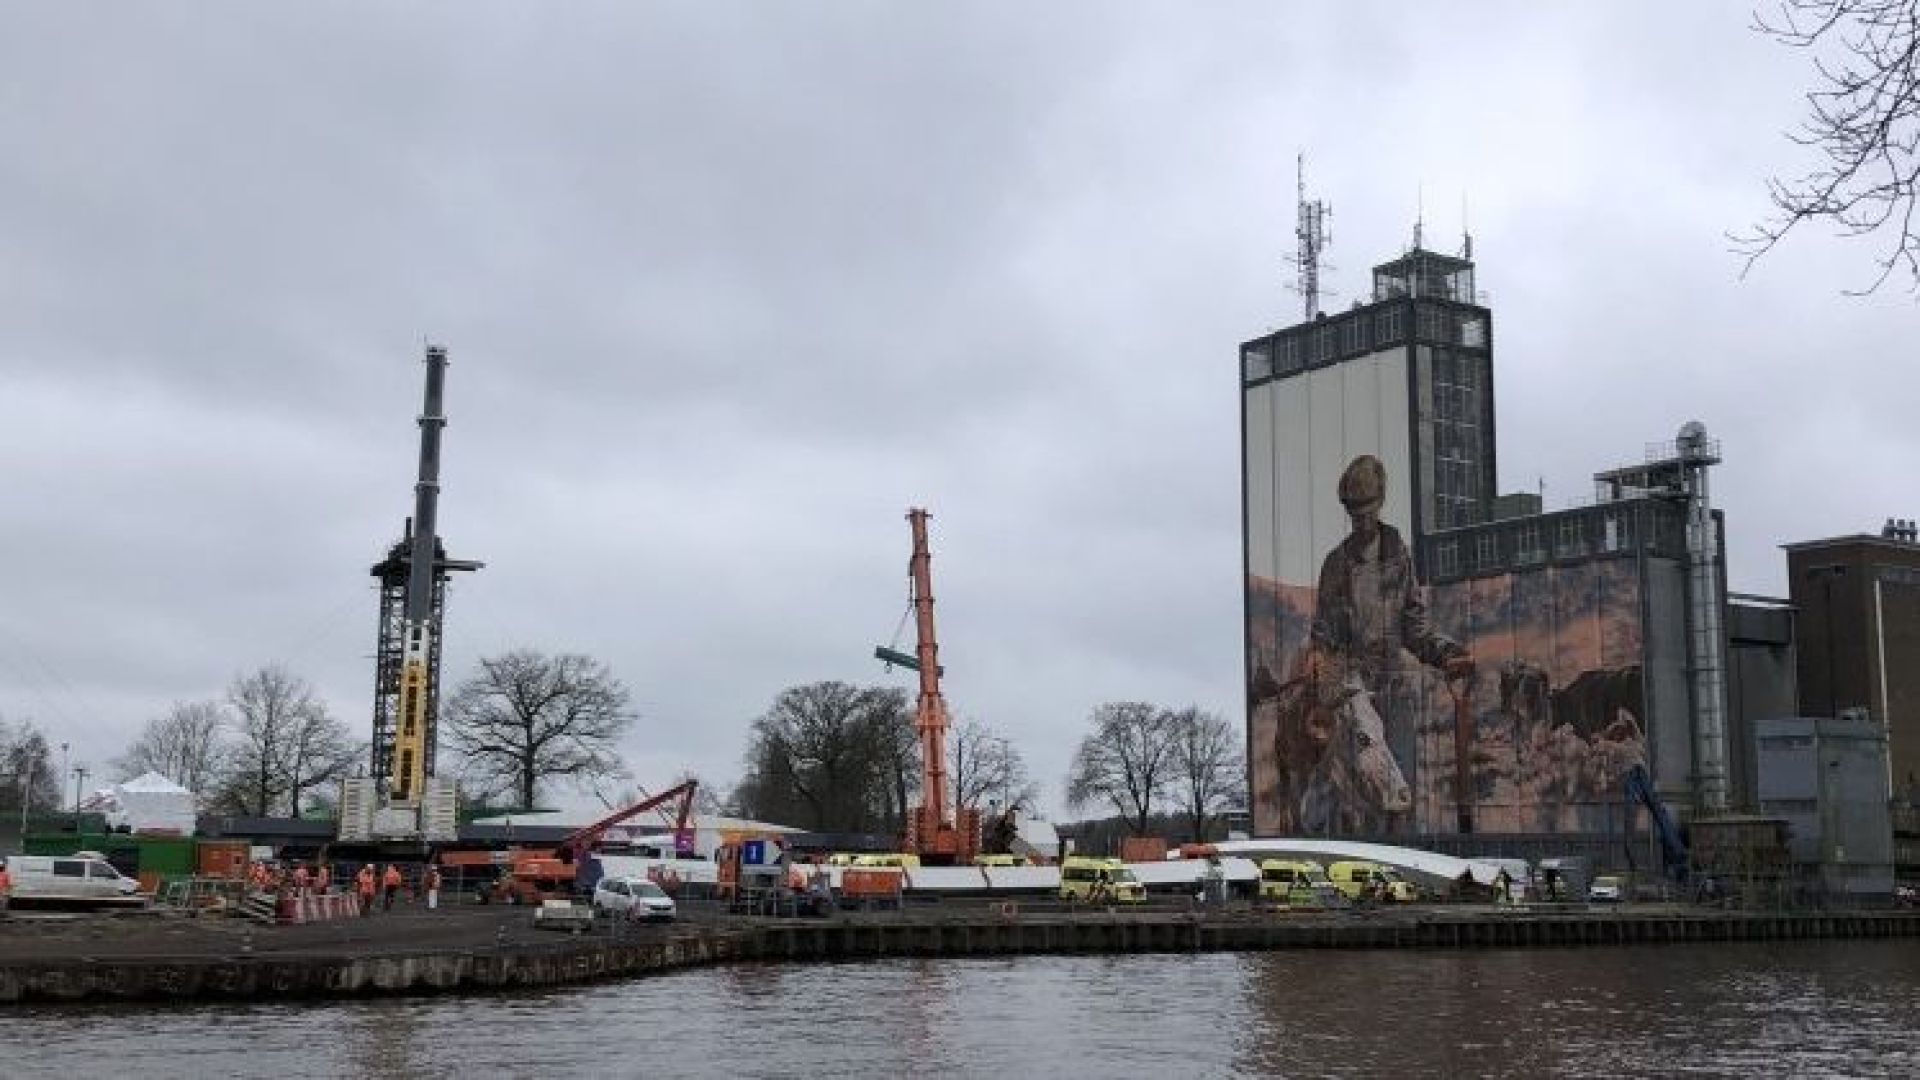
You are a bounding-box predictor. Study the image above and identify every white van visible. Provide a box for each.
[4,852,142,904]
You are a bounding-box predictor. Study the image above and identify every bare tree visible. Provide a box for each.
[215,665,331,817]
[282,703,360,818]
[114,700,228,797]
[443,650,635,810]
[1166,706,1244,843]
[950,717,1039,816]
[734,681,916,833]
[1742,0,1920,290]
[1066,701,1177,837]
[1,717,62,813]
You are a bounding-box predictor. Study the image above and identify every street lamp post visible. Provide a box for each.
[57,741,70,838]
[16,758,30,845]
[71,765,87,835]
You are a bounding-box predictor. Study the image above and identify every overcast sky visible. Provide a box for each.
[2,2,1912,817]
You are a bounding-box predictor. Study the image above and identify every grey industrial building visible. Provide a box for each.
[1412,432,1737,828]
[1240,239,1739,865]
[1236,231,1913,904]
[1756,712,1896,897]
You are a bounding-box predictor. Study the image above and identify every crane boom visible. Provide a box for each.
[555,780,700,864]
[338,343,480,845]
[876,508,979,864]
[391,345,448,805]
[907,508,950,845]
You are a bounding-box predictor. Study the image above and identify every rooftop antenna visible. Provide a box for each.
[1287,152,1333,320]
[1461,192,1473,260]
[1413,182,1425,251]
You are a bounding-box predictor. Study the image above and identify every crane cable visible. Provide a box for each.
[886,595,913,654]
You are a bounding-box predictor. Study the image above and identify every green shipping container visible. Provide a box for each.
[137,837,195,877]
[25,833,196,878]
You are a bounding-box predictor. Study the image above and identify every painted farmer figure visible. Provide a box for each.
[1309,455,1473,814]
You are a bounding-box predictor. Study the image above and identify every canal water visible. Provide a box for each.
[3,940,1918,1077]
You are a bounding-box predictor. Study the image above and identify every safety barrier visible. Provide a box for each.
[278,891,363,924]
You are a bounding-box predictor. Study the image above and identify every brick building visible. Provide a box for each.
[1784,520,1920,799]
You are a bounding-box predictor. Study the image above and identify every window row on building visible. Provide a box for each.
[1420,500,1693,583]
[1240,301,1491,386]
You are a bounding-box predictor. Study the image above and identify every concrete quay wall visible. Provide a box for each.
[0,926,757,1004]
[3,909,1918,1004]
[748,908,1920,960]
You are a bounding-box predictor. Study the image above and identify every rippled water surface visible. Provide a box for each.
[4,941,1918,1078]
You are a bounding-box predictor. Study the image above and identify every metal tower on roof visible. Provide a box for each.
[1288,153,1332,320]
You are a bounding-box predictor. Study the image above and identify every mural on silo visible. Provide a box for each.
[1247,452,1648,837]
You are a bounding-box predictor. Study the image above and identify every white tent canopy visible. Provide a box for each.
[96,771,197,835]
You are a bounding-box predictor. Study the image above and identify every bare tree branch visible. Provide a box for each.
[282,701,360,818]
[734,681,916,833]
[443,649,635,809]
[1066,701,1177,836]
[950,716,1039,816]
[1739,0,1920,292]
[212,665,336,817]
[1165,706,1244,843]
[114,700,229,804]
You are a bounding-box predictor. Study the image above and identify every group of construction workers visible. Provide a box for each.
[244,859,443,914]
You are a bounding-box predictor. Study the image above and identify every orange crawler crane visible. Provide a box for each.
[875,508,979,865]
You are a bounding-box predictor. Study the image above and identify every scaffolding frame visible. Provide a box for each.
[368,530,479,792]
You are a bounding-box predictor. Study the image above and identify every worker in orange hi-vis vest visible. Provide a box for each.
[356,866,376,916]
[425,866,442,911]
[382,864,403,912]
[315,863,331,894]
[292,864,311,896]
[0,861,13,913]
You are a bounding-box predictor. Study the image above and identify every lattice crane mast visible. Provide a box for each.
[874,508,979,864]
[338,344,482,844]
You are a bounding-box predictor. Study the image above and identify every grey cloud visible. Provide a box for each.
[2,3,1912,811]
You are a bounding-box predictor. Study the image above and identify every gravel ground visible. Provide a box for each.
[0,900,687,963]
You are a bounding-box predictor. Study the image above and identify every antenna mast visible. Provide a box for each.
[1461,192,1473,260]
[1290,153,1332,320]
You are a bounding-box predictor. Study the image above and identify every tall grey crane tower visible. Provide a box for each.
[338,344,483,844]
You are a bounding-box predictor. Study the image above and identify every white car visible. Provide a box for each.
[592,876,677,922]
[1587,875,1624,903]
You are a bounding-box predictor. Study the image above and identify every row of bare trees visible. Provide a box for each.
[105,649,638,818]
[730,680,1037,835]
[116,666,360,817]
[1065,702,1243,842]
